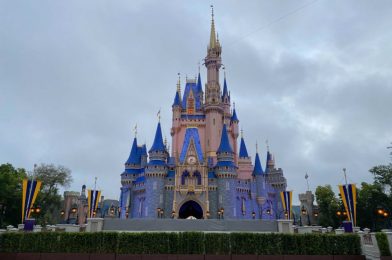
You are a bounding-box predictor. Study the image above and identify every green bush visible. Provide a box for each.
[0,231,362,255]
[376,232,391,256]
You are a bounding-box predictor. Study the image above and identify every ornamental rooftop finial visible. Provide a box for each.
[209,5,217,49]
[177,73,181,94]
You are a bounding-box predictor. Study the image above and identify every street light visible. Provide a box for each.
[252,211,256,219]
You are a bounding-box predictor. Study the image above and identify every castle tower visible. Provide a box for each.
[171,76,182,159]
[204,7,224,160]
[215,124,237,219]
[144,122,168,218]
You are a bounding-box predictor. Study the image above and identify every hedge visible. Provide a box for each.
[376,232,391,256]
[0,232,361,255]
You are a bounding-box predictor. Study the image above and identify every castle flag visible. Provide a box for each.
[87,189,101,218]
[22,179,42,222]
[338,184,357,226]
[280,191,293,220]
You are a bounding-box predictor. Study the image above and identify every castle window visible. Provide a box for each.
[194,171,202,185]
[187,97,195,114]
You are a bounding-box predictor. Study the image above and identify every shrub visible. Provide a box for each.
[0,231,362,255]
[376,232,391,256]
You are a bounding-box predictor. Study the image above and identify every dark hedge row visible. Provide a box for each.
[376,232,391,256]
[0,232,361,255]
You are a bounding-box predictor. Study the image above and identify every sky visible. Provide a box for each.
[1,0,392,204]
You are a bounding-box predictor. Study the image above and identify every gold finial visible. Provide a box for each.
[177,73,181,94]
[157,109,161,122]
[198,62,200,74]
[209,5,216,49]
[233,101,236,109]
[266,139,269,151]
[164,136,167,147]
[133,124,137,138]
[222,65,226,79]
[240,128,244,138]
[256,141,259,153]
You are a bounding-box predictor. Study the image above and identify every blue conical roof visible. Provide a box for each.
[265,151,274,173]
[197,72,202,93]
[239,137,249,158]
[141,144,147,155]
[222,77,228,98]
[126,138,139,165]
[172,91,181,107]
[149,122,165,152]
[217,124,233,154]
[231,108,239,122]
[253,152,264,175]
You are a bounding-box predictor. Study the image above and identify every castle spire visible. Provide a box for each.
[177,73,181,95]
[209,5,217,49]
[253,151,264,176]
[239,134,249,158]
[217,124,233,154]
[149,122,165,153]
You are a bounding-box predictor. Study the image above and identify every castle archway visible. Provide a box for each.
[178,200,203,219]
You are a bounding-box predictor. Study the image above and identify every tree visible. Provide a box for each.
[356,182,391,231]
[30,164,73,225]
[315,185,340,228]
[0,163,27,227]
[369,164,392,194]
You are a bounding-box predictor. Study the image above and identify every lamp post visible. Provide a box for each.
[67,206,77,224]
[218,208,224,219]
[156,208,164,218]
[375,207,390,230]
[171,210,176,219]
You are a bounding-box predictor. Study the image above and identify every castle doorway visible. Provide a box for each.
[179,200,203,219]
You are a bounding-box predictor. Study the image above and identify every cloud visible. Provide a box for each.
[1,0,391,203]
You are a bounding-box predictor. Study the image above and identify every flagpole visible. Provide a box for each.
[343,168,354,227]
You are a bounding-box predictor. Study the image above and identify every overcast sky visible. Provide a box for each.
[1,0,391,203]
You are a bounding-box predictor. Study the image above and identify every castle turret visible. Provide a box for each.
[237,133,253,179]
[230,106,239,164]
[222,76,230,116]
[204,7,224,160]
[215,124,237,218]
[171,76,182,158]
[145,122,168,218]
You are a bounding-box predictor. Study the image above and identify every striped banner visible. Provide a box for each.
[338,184,357,226]
[22,179,42,222]
[280,191,293,220]
[87,189,101,218]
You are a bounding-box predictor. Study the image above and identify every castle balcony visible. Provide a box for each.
[178,184,204,195]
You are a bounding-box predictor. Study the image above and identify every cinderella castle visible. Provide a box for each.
[119,9,287,220]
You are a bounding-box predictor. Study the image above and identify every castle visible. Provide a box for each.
[119,10,287,220]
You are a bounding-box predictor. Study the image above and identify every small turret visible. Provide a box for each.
[237,131,253,180]
[231,108,239,123]
[265,151,275,173]
[253,152,264,176]
[216,124,236,170]
[125,138,140,167]
[239,136,249,158]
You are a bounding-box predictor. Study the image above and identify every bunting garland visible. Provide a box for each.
[280,191,293,220]
[22,179,42,222]
[338,184,357,226]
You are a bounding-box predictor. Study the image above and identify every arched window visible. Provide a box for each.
[181,171,190,185]
[194,171,202,185]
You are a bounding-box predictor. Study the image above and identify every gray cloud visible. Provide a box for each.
[1,0,391,203]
